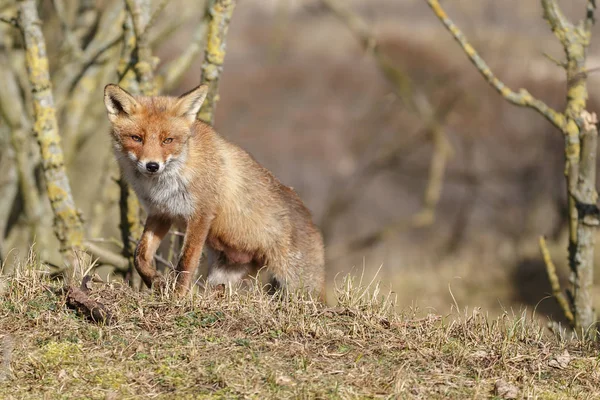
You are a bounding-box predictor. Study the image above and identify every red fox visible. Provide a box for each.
[103,84,325,298]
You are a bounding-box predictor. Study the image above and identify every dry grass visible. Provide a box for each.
[1,255,600,399]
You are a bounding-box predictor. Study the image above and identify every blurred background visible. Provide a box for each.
[2,0,600,321]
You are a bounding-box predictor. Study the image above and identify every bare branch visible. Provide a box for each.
[420,126,452,223]
[539,236,574,326]
[541,0,573,43]
[64,34,123,94]
[143,0,169,37]
[426,0,567,133]
[71,0,98,44]
[54,1,125,106]
[52,0,82,59]
[0,14,17,26]
[149,13,196,48]
[84,241,129,272]
[323,0,412,104]
[125,0,157,95]
[542,52,566,68]
[62,65,114,166]
[158,20,207,91]
[322,0,374,50]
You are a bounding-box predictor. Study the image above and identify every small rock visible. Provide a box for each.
[105,391,118,400]
[549,350,571,369]
[57,369,68,381]
[275,374,295,386]
[329,328,344,337]
[472,350,488,359]
[494,379,519,399]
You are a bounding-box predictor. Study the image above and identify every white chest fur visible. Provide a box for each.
[117,156,195,219]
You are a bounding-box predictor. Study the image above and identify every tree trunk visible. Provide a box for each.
[197,0,237,125]
[17,0,85,265]
[570,111,598,336]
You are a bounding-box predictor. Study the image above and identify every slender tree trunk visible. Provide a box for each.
[571,112,598,336]
[197,0,236,125]
[17,0,85,267]
[541,0,598,336]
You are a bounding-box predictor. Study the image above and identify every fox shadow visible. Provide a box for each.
[510,257,570,325]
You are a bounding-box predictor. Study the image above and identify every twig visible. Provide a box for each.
[323,0,412,105]
[71,0,98,44]
[52,0,82,59]
[54,1,125,106]
[155,253,175,270]
[0,15,16,26]
[125,0,144,39]
[149,13,196,48]
[158,20,207,91]
[426,0,567,133]
[542,0,572,38]
[86,237,123,247]
[143,0,169,37]
[542,52,566,68]
[64,34,123,95]
[420,125,452,223]
[84,241,128,271]
[539,236,574,326]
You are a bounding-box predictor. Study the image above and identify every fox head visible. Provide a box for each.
[103,84,208,176]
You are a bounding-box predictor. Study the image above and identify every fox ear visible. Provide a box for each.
[104,84,139,123]
[175,85,208,123]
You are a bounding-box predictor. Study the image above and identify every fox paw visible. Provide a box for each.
[150,273,168,294]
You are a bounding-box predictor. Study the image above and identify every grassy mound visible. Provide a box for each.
[0,259,598,399]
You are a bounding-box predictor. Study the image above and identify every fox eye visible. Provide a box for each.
[131,135,142,143]
[163,138,173,144]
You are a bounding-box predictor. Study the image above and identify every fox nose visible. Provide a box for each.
[146,162,160,173]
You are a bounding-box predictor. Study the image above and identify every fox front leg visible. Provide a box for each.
[175,214,212,295]
[135,215,172,288]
